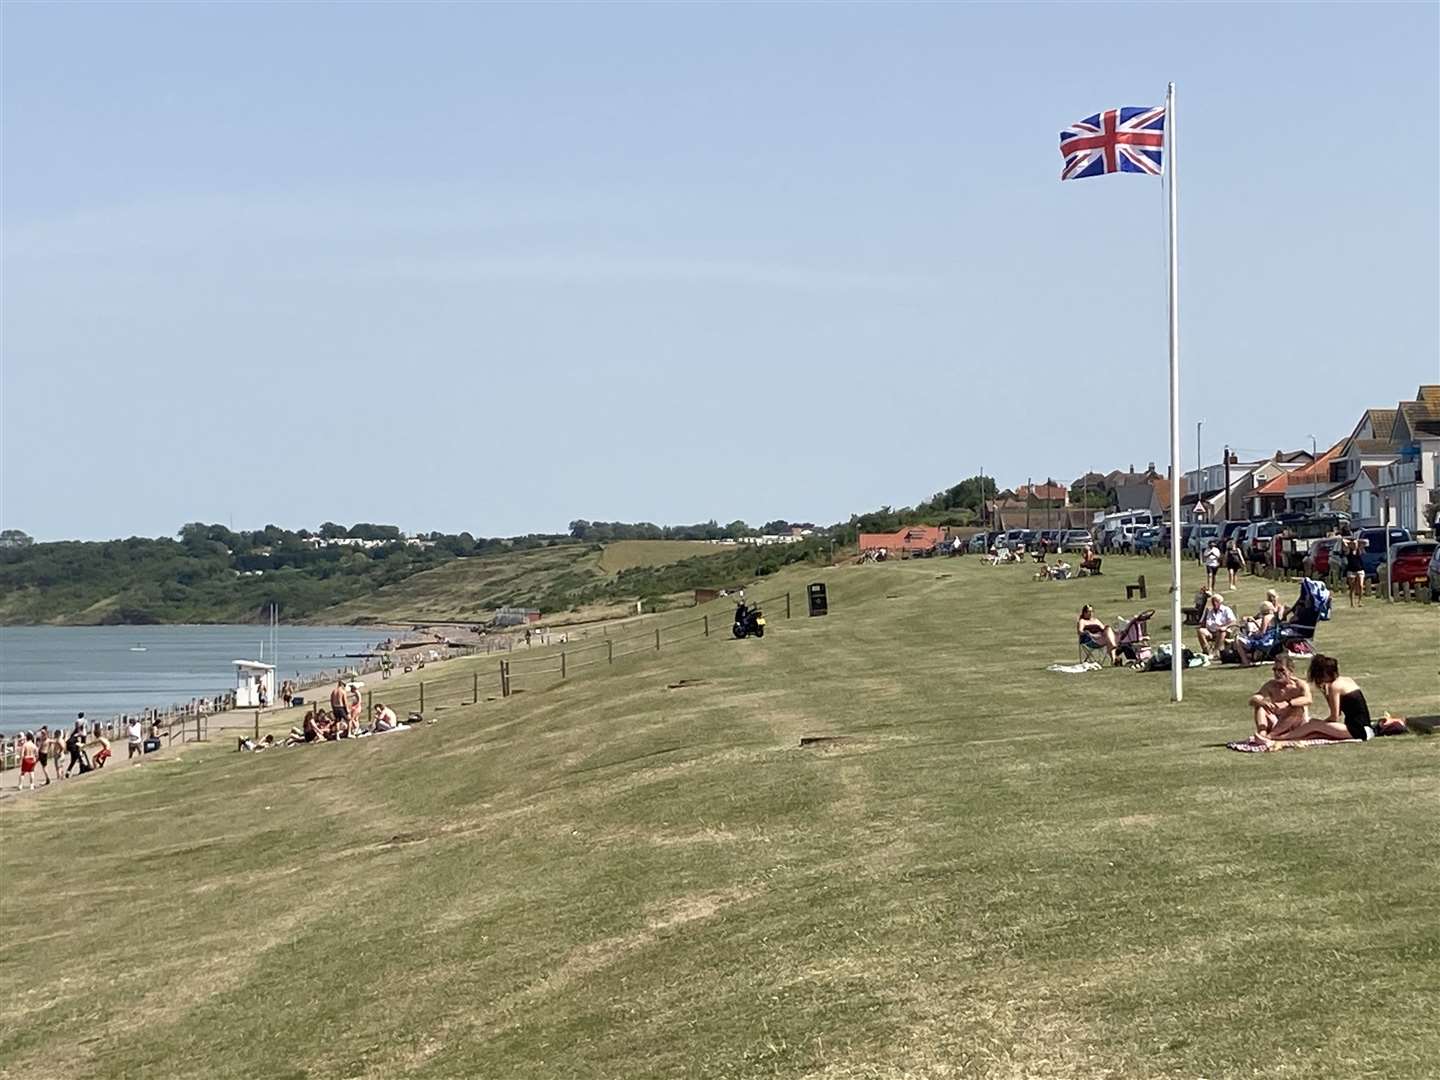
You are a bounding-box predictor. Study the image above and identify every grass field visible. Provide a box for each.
[2,555,1437,1079]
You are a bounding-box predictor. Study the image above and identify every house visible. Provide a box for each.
[1375,386,1440,531]
[1185,451,1312,522]
[1272,443,1346,516]
[857,525,947,555]
[1015,480,1068,504]
[1332,385,1440,530]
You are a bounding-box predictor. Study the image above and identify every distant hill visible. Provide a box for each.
[0,530,819,626]
[312,539,818,625]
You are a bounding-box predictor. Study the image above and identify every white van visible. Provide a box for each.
[1099,512,1156,552]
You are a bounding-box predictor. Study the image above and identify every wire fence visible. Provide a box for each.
[210,590,802,744]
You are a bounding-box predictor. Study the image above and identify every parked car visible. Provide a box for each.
[1219,521,1249,543]
[1179,524,1196,552]
[967,532,989,554]
[1187,523,1222,556]
[1243,519,1284,562]
[1357,527,1412,578]
[1131,526,1163,554]
[1374,541,1438,590]
[1038,529,1061,548]
[1309,537,1345,577]
[1428,545,1440,600]
[1059,529,1093,552]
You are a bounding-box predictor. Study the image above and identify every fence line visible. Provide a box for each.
[0,590,803,774]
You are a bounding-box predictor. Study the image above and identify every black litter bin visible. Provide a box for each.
[807,582,828,617]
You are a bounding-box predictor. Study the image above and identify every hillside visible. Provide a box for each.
[3,555,1436,1078]
[314,539,815,624]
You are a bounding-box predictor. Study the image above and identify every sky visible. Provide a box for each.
[3,2,1436,541]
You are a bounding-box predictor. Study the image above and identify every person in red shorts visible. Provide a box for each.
[17,732,39,791]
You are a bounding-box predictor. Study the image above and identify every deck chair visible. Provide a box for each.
[1078,635,1105,664]
[1115,609,1156,665]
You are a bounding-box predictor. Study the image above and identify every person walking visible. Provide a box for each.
[17,732,39,791]
[64,721,88,777]
[1344,536,1365,608]
[127,718,144,760]
[1203,541,1222,592]
[1224,538,1244,589]
[34,725,52,785]
[44,728,65,783]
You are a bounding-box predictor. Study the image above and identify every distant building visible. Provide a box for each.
[494,607,542,626]
[858,525,946,554]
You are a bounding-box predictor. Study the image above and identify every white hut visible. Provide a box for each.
[233,660,276,708]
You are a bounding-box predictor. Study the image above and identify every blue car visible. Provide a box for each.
[1131,527,1163,553]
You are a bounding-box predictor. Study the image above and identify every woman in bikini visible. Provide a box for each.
[1076,605,1119,666]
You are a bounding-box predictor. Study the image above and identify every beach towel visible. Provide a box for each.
[1047,661,1101,674]
[1226,738,1359,753]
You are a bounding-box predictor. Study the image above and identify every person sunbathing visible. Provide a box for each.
[1076,605,1119,665]
[1248,656,1311,739]
[1255,654,1407,744]
[372,704,400,732]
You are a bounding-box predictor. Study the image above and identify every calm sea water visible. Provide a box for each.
[0,625,385,730]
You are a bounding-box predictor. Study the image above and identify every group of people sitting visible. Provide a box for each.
[1240,653,1407,746]
[284,701,405,746]
[1194,579,1330,666]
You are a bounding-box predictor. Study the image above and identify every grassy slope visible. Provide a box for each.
[1,556,1437,1079]
[314,541,741,624]
[597,540,730,575]
[313,545,605,623]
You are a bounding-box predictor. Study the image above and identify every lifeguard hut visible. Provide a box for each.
[233,660,276,708]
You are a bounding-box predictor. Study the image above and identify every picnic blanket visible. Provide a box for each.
[1226,737,1360,753]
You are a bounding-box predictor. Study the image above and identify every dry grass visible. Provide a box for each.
[1,555,1437,1079]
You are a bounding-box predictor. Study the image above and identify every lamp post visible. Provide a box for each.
[1194,419,1204,525]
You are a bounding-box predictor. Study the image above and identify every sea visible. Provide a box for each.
[0,625,385,730]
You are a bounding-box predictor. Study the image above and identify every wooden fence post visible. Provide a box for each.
[561,652,567,679]
[473,672,479,704]
[786,592,792,619]
[253,711,260,742]
[419,682,425,713]
[367,690,373,717]
[655,628,661,651]
[704,615,709,637]
[499,660,507,697]
[607,640,614,665]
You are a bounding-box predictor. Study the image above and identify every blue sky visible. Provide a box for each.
[4,2,1436,540]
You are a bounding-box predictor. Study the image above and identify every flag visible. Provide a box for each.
[1059,106,1166,180]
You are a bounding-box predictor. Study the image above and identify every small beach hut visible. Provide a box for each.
[232,660,276,708]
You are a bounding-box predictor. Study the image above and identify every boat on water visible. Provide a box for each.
[130,646,148,652]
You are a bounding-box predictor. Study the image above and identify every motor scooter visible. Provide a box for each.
[732,601,766,639]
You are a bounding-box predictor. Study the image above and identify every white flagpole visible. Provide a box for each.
[1166,82,1183,702]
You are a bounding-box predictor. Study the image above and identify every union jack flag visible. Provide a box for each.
[1059,106,1166,180]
